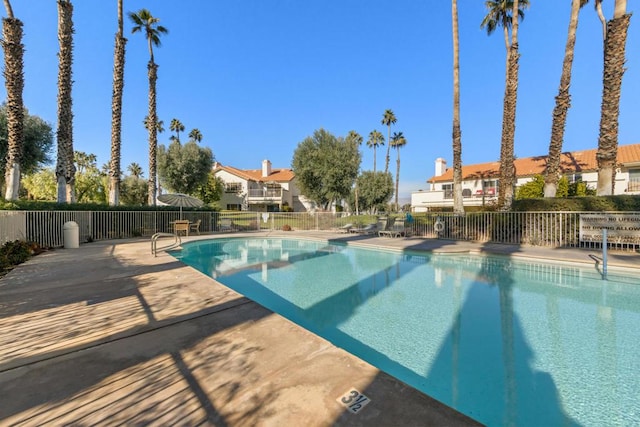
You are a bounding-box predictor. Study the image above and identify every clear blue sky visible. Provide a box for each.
[2,1,638,199]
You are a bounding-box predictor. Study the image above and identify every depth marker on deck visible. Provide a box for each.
[337,388,371,414]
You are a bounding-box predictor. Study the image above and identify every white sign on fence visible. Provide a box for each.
[579,213,640,244]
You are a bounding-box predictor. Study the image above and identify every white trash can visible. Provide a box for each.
[63,221,79,249]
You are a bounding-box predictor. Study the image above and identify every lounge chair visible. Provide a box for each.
[376,217,393,236]
[335,223,354,233]
[379,220,408,238]
[189,219,201,235]
[350,223,377,235]
[220,218,235,232]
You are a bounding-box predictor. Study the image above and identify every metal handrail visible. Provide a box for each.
[151,232,181,257]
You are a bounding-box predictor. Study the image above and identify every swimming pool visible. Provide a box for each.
[171,237,640,426]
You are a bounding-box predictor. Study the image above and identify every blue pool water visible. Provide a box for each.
[171,238,640,426]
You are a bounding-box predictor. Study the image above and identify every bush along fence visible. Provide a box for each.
[0,210,638,252]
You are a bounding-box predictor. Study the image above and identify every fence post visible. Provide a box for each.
[602,228,608,280]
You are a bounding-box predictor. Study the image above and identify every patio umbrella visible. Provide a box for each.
[157,193,204,218]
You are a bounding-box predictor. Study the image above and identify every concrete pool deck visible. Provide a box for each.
[1,232,637,426]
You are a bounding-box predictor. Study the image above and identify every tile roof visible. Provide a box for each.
[429,143,640,183]
[214,164,295,182]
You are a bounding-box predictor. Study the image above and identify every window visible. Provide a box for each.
[442,184,453,199]
[629,169,640,192]
[226,204,242,211]
[483,180,498,195]
[225,182,242,193]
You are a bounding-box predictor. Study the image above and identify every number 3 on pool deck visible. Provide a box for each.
[339,389,370,414]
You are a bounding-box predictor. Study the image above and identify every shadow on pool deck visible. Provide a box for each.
[0,235,484,426]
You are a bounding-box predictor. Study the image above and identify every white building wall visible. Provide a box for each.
[215,170,248,209]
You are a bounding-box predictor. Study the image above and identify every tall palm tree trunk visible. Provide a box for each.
[596,11,631,195]
[55,0,75,203]
[395,150,401,210]
[109,0,126,206]
[384,131,391,174]
[498,45,519,210]
[147,60,159,205]
[1,9,24,200]
[498,0,521,211]
[544,0,582,198]
[452,0,464,215]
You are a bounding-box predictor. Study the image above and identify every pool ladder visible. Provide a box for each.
[151,232,181,257]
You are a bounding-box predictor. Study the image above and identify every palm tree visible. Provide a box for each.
[544,0,589,198]
[129,8,167,205]
[366,130,384,173]
[381,109,397,174]
[595,0,631,195]
[169,118,184,143]
[452,0,464,215]
[346,130,363,146]
[481,0,529,210]
[390,131,407,211]
[188,128,202,143]
[127,162,143,178]
[55,0,76,203]
[1,0,24,201]
[108,0,127,206]
[143,115,164,133]
[346,130,363,214]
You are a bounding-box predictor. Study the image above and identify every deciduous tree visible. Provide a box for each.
[73,151,107,203]
[157,140,213,195]
[355,171,393,214]
[22,167,56,200]
[194,171,224,205]
[292,128,361,210]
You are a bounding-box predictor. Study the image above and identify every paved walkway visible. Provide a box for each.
[1,232,637,426]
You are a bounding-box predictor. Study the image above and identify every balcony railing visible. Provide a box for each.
[444,188,497,200]
[247,188,286,201]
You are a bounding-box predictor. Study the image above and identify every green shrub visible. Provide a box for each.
[0,240,41,273]
[513,195,640,212]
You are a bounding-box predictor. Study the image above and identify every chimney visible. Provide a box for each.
[435,158,447,176]
[262,159,272,178]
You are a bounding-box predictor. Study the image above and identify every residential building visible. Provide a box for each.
[214,160,311,212]
[411,143,640,212]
